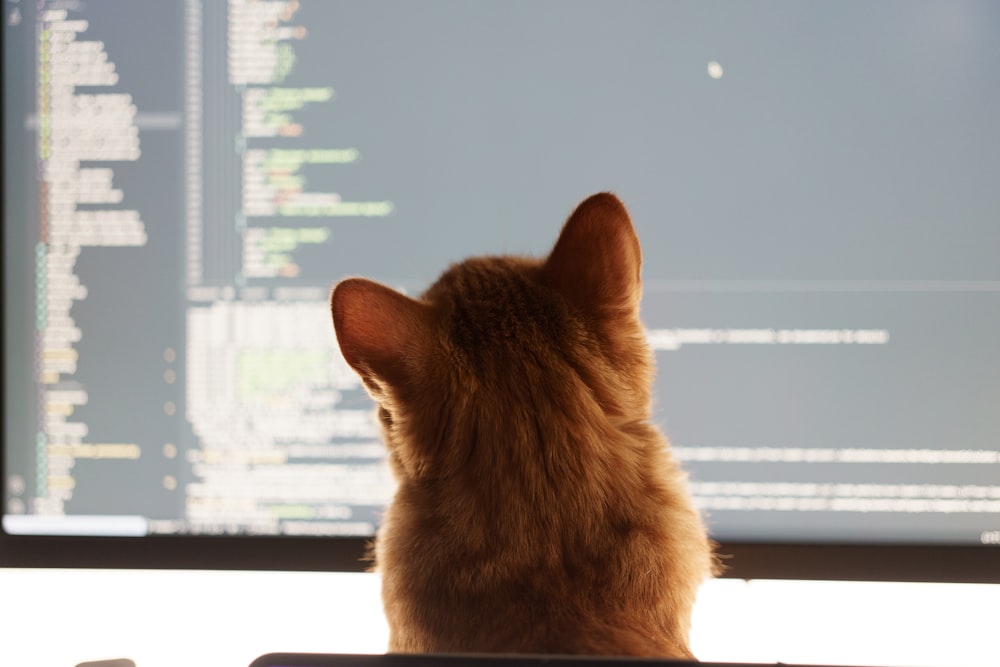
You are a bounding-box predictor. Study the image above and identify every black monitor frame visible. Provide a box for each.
[1,525,998,583]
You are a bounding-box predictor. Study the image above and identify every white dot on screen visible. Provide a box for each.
[707,61,724,79]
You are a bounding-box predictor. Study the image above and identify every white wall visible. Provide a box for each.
[0,569,996,667]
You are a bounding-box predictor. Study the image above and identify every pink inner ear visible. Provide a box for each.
[330,278,429,383]
[542,192,643,314]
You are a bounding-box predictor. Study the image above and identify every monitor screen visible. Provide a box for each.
[3,0,999,580]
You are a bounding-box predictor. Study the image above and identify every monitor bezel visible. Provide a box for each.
[0,530,997,583]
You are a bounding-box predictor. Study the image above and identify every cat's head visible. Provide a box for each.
[330,193,654,483]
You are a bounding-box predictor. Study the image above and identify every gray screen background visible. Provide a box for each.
[4,0,1000,545]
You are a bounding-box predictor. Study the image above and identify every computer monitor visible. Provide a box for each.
[3,0,999,581]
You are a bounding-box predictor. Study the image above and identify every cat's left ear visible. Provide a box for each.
[540,192,642,316]
[330,278,433,393]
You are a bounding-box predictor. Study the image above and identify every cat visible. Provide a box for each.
[330,193,714,658]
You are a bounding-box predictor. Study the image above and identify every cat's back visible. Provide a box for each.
[331,193,713,657]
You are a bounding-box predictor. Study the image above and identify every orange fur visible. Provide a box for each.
[331,193,714,657]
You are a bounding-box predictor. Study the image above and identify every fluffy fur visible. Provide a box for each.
[331,193,714,657]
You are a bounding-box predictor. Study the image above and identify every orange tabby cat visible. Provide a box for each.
[330,193,714,657]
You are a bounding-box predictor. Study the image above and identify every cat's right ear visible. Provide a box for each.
[541,192,643,316]
[330,278,432,393]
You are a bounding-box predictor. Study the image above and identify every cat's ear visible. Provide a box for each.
[330,278,433,392]
[541,192,642,315]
